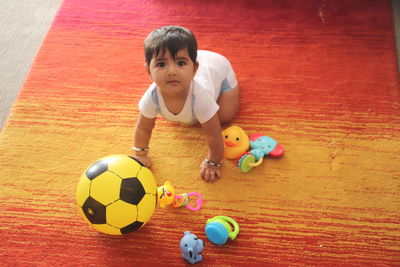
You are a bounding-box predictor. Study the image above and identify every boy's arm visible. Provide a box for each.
[200,113,224,181]
[133,113,156,167]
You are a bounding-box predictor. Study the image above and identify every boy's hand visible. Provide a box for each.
[134,155,152,168]
[200,160,221,182]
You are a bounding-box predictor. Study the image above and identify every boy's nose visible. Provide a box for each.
[167,64,178,75]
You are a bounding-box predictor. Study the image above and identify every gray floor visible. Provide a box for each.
[0,0,62,131]
[0,0,399,132]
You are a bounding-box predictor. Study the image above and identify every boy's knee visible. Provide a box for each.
[218,110,236,126]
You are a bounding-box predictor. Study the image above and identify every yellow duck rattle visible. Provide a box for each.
[222,126,284,172]
[157,181,203,211]
[222,126,250,159]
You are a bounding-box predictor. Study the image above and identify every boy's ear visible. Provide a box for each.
[194,61,199,73]
[144,63,151,77]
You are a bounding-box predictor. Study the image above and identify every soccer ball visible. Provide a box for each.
[76,155,157,235]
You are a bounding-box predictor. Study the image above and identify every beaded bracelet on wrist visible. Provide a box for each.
[205,158,222,167]
[132,146,149,152]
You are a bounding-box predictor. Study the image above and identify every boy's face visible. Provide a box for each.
[146,47,198,98]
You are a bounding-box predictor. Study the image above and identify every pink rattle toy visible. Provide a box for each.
[173,192,203,211]
[157,181,203,211]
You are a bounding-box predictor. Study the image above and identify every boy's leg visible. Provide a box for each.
[217,85,239,125]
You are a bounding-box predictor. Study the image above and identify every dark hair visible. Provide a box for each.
[144,26,198,66]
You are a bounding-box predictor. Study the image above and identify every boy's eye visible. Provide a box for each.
[156,62,165,67]
[177,61,187,66]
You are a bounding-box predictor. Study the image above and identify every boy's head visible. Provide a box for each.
[144,26,198,66]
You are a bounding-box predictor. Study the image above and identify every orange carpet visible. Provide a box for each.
[1,0,399,265]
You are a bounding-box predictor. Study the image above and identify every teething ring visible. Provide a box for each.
[248,157,263,167]
[173,193,188,208]
[238,154,255,173]
[185,192,203,211]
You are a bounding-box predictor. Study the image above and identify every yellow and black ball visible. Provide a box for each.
[76,155,157,235]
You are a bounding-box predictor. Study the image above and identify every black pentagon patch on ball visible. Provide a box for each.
[82,196,107,224]
[120,178,146,205]
[120,221,144,234]
[86,160,108,180]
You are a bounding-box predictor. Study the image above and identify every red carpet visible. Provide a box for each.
[1,0,399,265]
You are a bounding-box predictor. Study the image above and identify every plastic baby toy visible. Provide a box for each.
[205,216,239,245]
[238,133,284,173]
[180,231,204,264]
[157,181,176,208]
[157,181,203,211]
[222,125,285,173]
[222,125,250,159]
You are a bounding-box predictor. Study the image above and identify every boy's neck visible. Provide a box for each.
[161,88,190,115]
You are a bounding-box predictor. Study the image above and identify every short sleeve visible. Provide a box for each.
[226,64,238,89]
[138,84,159,119]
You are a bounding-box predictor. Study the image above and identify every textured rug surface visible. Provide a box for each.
[1,0,399,265]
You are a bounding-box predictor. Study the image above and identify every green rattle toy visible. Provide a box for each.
[205,216,239,245]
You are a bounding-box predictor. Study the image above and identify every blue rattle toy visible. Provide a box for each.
[205,216,240,245]
[238,133,284,173]
[180,231,204,264]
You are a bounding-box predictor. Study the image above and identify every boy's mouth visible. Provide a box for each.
[167,80,180,84]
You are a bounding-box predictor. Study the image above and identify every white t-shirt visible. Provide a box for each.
[138,50,237,124]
